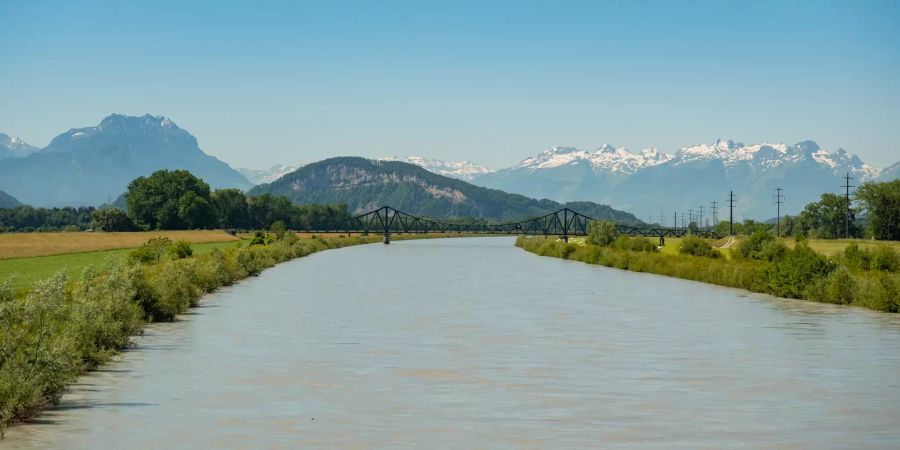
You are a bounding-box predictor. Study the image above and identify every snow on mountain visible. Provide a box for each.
[516,144,672,174]
[0,133,39,159]
[238,164,301,185]
[671,139,879,179]
[379,156,494,180]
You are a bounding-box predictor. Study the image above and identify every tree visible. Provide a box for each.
[125,170,215,230]
[211,189,250,229]
[587,221,618,246]
[270,220,288,240]
[91,208,135,231]
[856,180,900,240]
[793,193,860,238]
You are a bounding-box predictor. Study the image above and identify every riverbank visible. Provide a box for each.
[0,233,478,434]
[516,236,900,313]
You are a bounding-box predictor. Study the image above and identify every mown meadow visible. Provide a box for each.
[517,224,900,314]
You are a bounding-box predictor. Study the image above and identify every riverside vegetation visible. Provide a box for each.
[517,222,900,313]
[0,232,385,434]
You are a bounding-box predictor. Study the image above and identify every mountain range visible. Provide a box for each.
[0,190,21,208]
[385,140,896,221]
[248,157,643,224]
[0,115,252,206]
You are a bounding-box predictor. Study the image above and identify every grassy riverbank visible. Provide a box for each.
[0,233,396,434]
[516,236,900,313]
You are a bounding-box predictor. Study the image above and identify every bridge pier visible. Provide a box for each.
[561,234,568,243]
[383,232,390,244]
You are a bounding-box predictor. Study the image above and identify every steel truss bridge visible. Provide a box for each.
[345,206,718,244]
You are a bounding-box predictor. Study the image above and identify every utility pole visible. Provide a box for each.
[711,201,718,229]
[659,211,665,227]
[698,205,705,231]
[673,212,677,231]
[774,187,784,237]
[841,173,855,239]
[688,210,694,230]
[728,190,736,235]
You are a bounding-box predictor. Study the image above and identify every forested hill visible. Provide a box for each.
[248,157,643,225]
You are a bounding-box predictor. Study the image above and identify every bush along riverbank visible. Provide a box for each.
[0,233,387,435]
[516,224,900,314]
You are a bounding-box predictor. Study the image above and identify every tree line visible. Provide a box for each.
[0,170,352,232]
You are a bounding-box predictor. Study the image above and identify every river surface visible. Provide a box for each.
[4,237,900,449]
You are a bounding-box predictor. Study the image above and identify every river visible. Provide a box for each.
[4,237,900,449]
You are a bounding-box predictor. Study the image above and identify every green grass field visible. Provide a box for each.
[0,240,245,293]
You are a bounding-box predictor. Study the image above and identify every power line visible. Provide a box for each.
[698,205,705,231]
[841,173,855,239]
[710,201,718,228]
[773,187,784,237]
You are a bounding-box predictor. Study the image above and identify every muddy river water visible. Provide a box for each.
[4,237,900,448]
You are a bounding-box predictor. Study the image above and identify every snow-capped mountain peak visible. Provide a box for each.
[0,133,40,159]
[516,144,672,174]
[379,156,495,180]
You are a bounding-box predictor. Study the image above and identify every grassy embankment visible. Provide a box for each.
[517,235,900,313]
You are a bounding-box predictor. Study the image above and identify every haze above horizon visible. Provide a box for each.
[1,0,898,169]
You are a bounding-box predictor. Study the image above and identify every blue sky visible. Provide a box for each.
[2,0,898,169]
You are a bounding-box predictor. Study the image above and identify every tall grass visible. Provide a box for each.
[0,234,381,434]
[516,236,900,313]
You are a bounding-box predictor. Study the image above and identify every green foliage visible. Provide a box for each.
[168,240,194,259]
[517,235,899,313]
[856,180,900,240]
[0,205,95,232]
[126,169,216,230]
[737,230,774,259]
[679,236,719,258]
[249,230,270,246]
[870,246,899,272]
[764,243,835,299]
[586,221,619,246]
[613,236,658,253]
[804,266,856,305]
[791,193,861,238]
[270,220,288,240]
[90,208,135,231]
[128,237,174,263]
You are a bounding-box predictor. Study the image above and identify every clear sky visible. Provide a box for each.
[2,0,898,169]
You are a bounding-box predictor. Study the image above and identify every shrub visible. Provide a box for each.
[168,240,194,259]
[128,236,173,263]
[679,236,720,258]
[756,240,788,262]
[841,243,871,271]
[613,236,658,253]
[249,230,269,246]
[765,243,834,298]
[870,246,899,272]
[857,273,900,312]
[737,230,774,259]
[804,266,856,305]
[270,220,288,240]
[587,221,618,246]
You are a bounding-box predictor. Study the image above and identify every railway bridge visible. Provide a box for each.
[346,206,718,244]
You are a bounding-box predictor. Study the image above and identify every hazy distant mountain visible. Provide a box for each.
[879,161,900,181]
[0,134,39,160]
[0,114,252,207]
[470,139,884,221]
[249,157,643,224]
[379,156,494,181]
[0,190,22,208]
[238,164,301,184]
[473,145,671,201]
